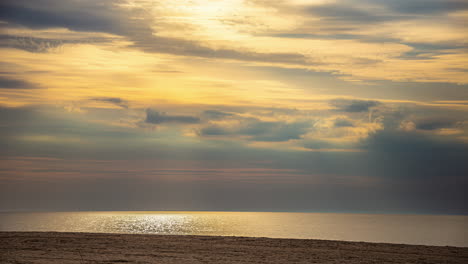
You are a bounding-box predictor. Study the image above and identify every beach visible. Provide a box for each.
[1,232,467,263]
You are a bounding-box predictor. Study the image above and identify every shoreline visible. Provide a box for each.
[2,231,468,263]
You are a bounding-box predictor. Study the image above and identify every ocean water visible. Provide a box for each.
[0,211,467,247]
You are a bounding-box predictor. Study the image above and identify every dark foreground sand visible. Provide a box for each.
[1,232,467,264]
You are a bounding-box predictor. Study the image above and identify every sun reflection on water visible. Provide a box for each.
[1,211,468,247]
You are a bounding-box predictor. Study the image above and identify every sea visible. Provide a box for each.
[1,211,467,247]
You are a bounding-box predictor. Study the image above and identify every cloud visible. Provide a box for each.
[145,109,200,125]
[0,106,36,130]
[252,123,310,142]
[303,0,468,24]
[334,118,355,127]
[1,104,467,214]
[0,34,113,53]
[202,110,234,120]
[200,126,230,136]
[241,120,310,142]
[0,0,318,70]
[372,104,468,133]
[376,0,468,15]
[414,118,458,131]
[91,97,128,109]
[201,118,311,142]
[361,129,468,178]
[0,0,313,66]
[0,0,125,34]
[1,0,466,85]
[0,35,63,53]
[305,3,400,24]
[0,76,38,89]
[304,0,468,25]
[129,34,313,66]
[331,99,380,112]
[302,139,339,150]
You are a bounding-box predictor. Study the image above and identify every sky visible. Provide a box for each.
[0,0,467,214]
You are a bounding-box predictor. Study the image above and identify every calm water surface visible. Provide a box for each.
[1,211,467,247]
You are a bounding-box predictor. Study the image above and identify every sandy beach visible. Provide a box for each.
[1,232,467,263]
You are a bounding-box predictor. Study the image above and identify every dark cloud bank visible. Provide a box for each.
[0,105,467,214]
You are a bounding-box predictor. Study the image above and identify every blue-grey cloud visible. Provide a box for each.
[269,33,402,46]
[201,118,311,142]
[0,34,113,53]
[200,126,229,136]
[202,110,234,120]
[91,97,129,109]
[331,99,380,112]
[302,139,337,150]
[306,4,401,24]
[0,35,63,53]
[303,0,468,23]
[241,120,310,142]
[129,34,312,66]
[0,76,38,89]
[398,43,464,61]
[415,118,459,131]
[145,109,200,124]
[374,0,468,15]
[0,0,124,34]
[334,118,355,127]
[361,129,468,179]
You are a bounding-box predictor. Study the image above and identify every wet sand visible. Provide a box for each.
[1,232,467,263]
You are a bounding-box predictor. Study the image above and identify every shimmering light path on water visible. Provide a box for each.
[1,212,467,247]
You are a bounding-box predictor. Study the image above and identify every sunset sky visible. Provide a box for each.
[1,0,467,214]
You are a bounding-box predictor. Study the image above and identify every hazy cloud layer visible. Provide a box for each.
[1,103,467,213]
